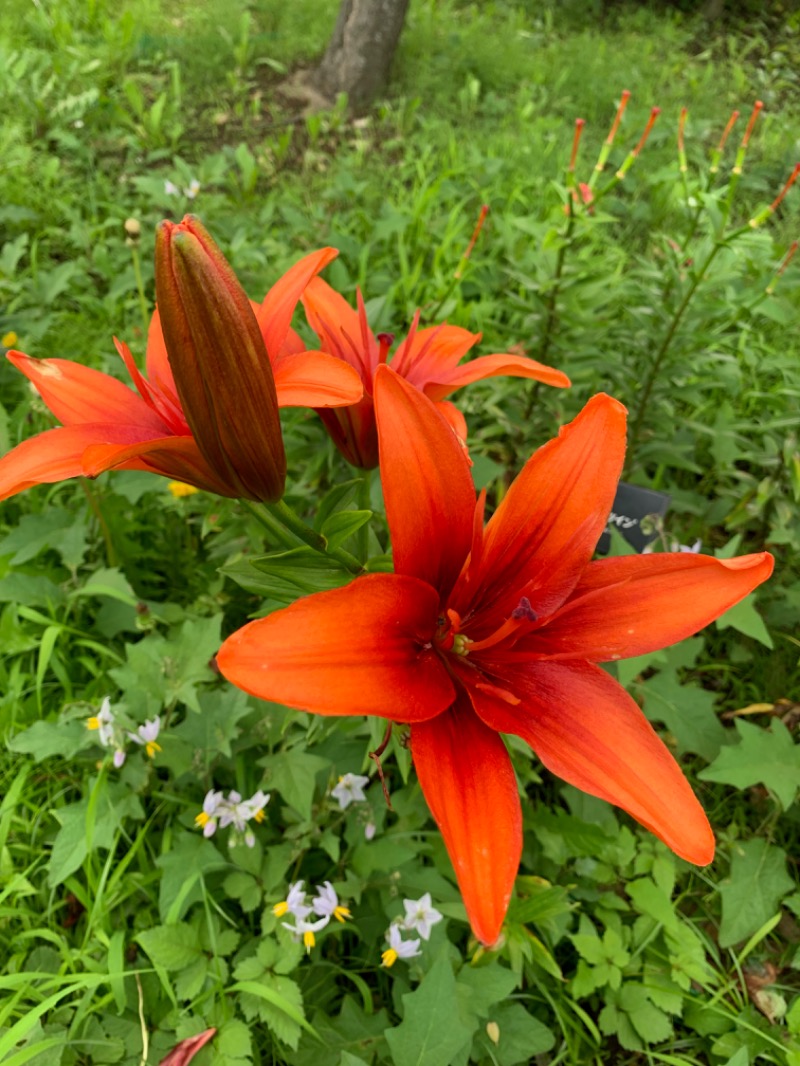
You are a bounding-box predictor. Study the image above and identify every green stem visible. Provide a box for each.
[130,245,150,336]
[81,482,117,567]
[357,470,373,564]
[627,240,723,469]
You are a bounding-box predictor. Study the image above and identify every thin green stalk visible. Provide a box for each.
[129,245,150,336]
[356,470,373,564]
[626,240,723,468]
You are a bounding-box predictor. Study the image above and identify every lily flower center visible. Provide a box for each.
[437,596,540,658]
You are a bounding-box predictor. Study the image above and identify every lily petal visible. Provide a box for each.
[259,248,339,361]
[470,658,715,865]
[8,351,165,431]
[79,433,234,494]
[434,399,468,444]
[301,276,378,374]
[457,393,627,632]
[273,351,363,408]
[374,366,476,600]
[529,551,775,661]
[144,308,180,402]
[0,423,166,500]
[411,696,522,946]
[217,574,454,721]
[423,351,570,400]
[391,324,480,386]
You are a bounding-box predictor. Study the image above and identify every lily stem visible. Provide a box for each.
[130,245,150,337]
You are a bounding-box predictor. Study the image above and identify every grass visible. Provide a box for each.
[0,1,799,1064]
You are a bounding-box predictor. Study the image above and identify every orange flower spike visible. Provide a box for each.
[155,215,286,502]
[218,371,773,946]
[589,89,631,188]
[710,109,739,174]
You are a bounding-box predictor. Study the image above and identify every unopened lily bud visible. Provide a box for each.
[155,215,286,502]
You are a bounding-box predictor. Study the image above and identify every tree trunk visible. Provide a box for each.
[311,0,410,113]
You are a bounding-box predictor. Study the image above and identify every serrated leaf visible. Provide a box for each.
[9,720,92,762]
[260,749,331,820]
[385,954,475,1066]
[137,923,201,971]
[699,718,800,809]
[717,594,773,648]
[231,975,312,1048]
[639,671,726,761]
[718,839,794,948]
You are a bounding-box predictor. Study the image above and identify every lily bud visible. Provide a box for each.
[155,215,286,502]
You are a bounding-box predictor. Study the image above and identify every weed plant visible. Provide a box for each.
[1,1,799,1064]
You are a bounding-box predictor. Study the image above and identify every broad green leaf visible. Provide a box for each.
[260,749,331,820]
[718,839,794,948]
[455,963,518,1018]
[157,835,228,923]
[473,1002,555,1065]
[8,720,91,762]
[699,718,800,809]
[716,594,773,648]
[639,671,726,761]
[137,922,201,971]
[321,510,372,551]
[385,954,475,1066]
[231,975,313,1048]
[222,549,350,603]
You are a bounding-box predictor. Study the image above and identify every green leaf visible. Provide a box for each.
[639,671,726,761]
[385,954,475,1066]
[455,963,518,1018]
[260,749,331,820]
[627,877,678,931]
[699,718,800,809]
[9,720,92,762]
[0,509,87,569]
[231,975,313,1048]
[716,594,773,648]
[137,923,202,971]
[222,549,350,603]
[718,839,794,948]
[321,509,372,551]
[157,834,228,923]
[474,1002,555,1065]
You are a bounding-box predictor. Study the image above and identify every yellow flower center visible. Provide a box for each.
[333,905,351,923]
[87,717,100,730]
[195,811,210,828]
[273,901,289,917]
[168,481,200,498]
[303,930,316,951]
[381,948,398,968]
[145,741,162,758]
[254,808,265,823]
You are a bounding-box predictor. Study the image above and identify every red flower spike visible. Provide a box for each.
[632,107,661,157]
[0,239,361,502]
[158,1029,216,1066]
[455,204,490,279]
[606,90,631,146]
[569,118,586,173]
[741,100,764,149]
[218,369,773,946]
[717,110,740,154]
[300,277,570,468]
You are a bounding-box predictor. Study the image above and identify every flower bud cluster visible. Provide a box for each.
[195,788,270,848]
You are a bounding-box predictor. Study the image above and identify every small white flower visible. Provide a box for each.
[282,913,330,952]
[312,881,351,923]
[185,179,200,199]
[331,772,369,810]
[364,820,376,841]
[164,179,179,196]
[128,716,162,758]
[678,538,703,554]
[112,748,127,768]
[195,789,224,837]
[402,893,442,940]
[274,880,311,920]
[382,923,421,967]
[87,698,127,766]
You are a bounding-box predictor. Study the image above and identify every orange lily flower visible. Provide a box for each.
[0,249,362,501]
[300,277,571,468]
[217,370,773,946]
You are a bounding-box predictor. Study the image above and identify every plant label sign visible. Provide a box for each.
[597,481,671,555]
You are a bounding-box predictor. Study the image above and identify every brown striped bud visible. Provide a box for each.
[155,215,286,502]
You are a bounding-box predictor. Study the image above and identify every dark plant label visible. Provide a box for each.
[597,481,671,555]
